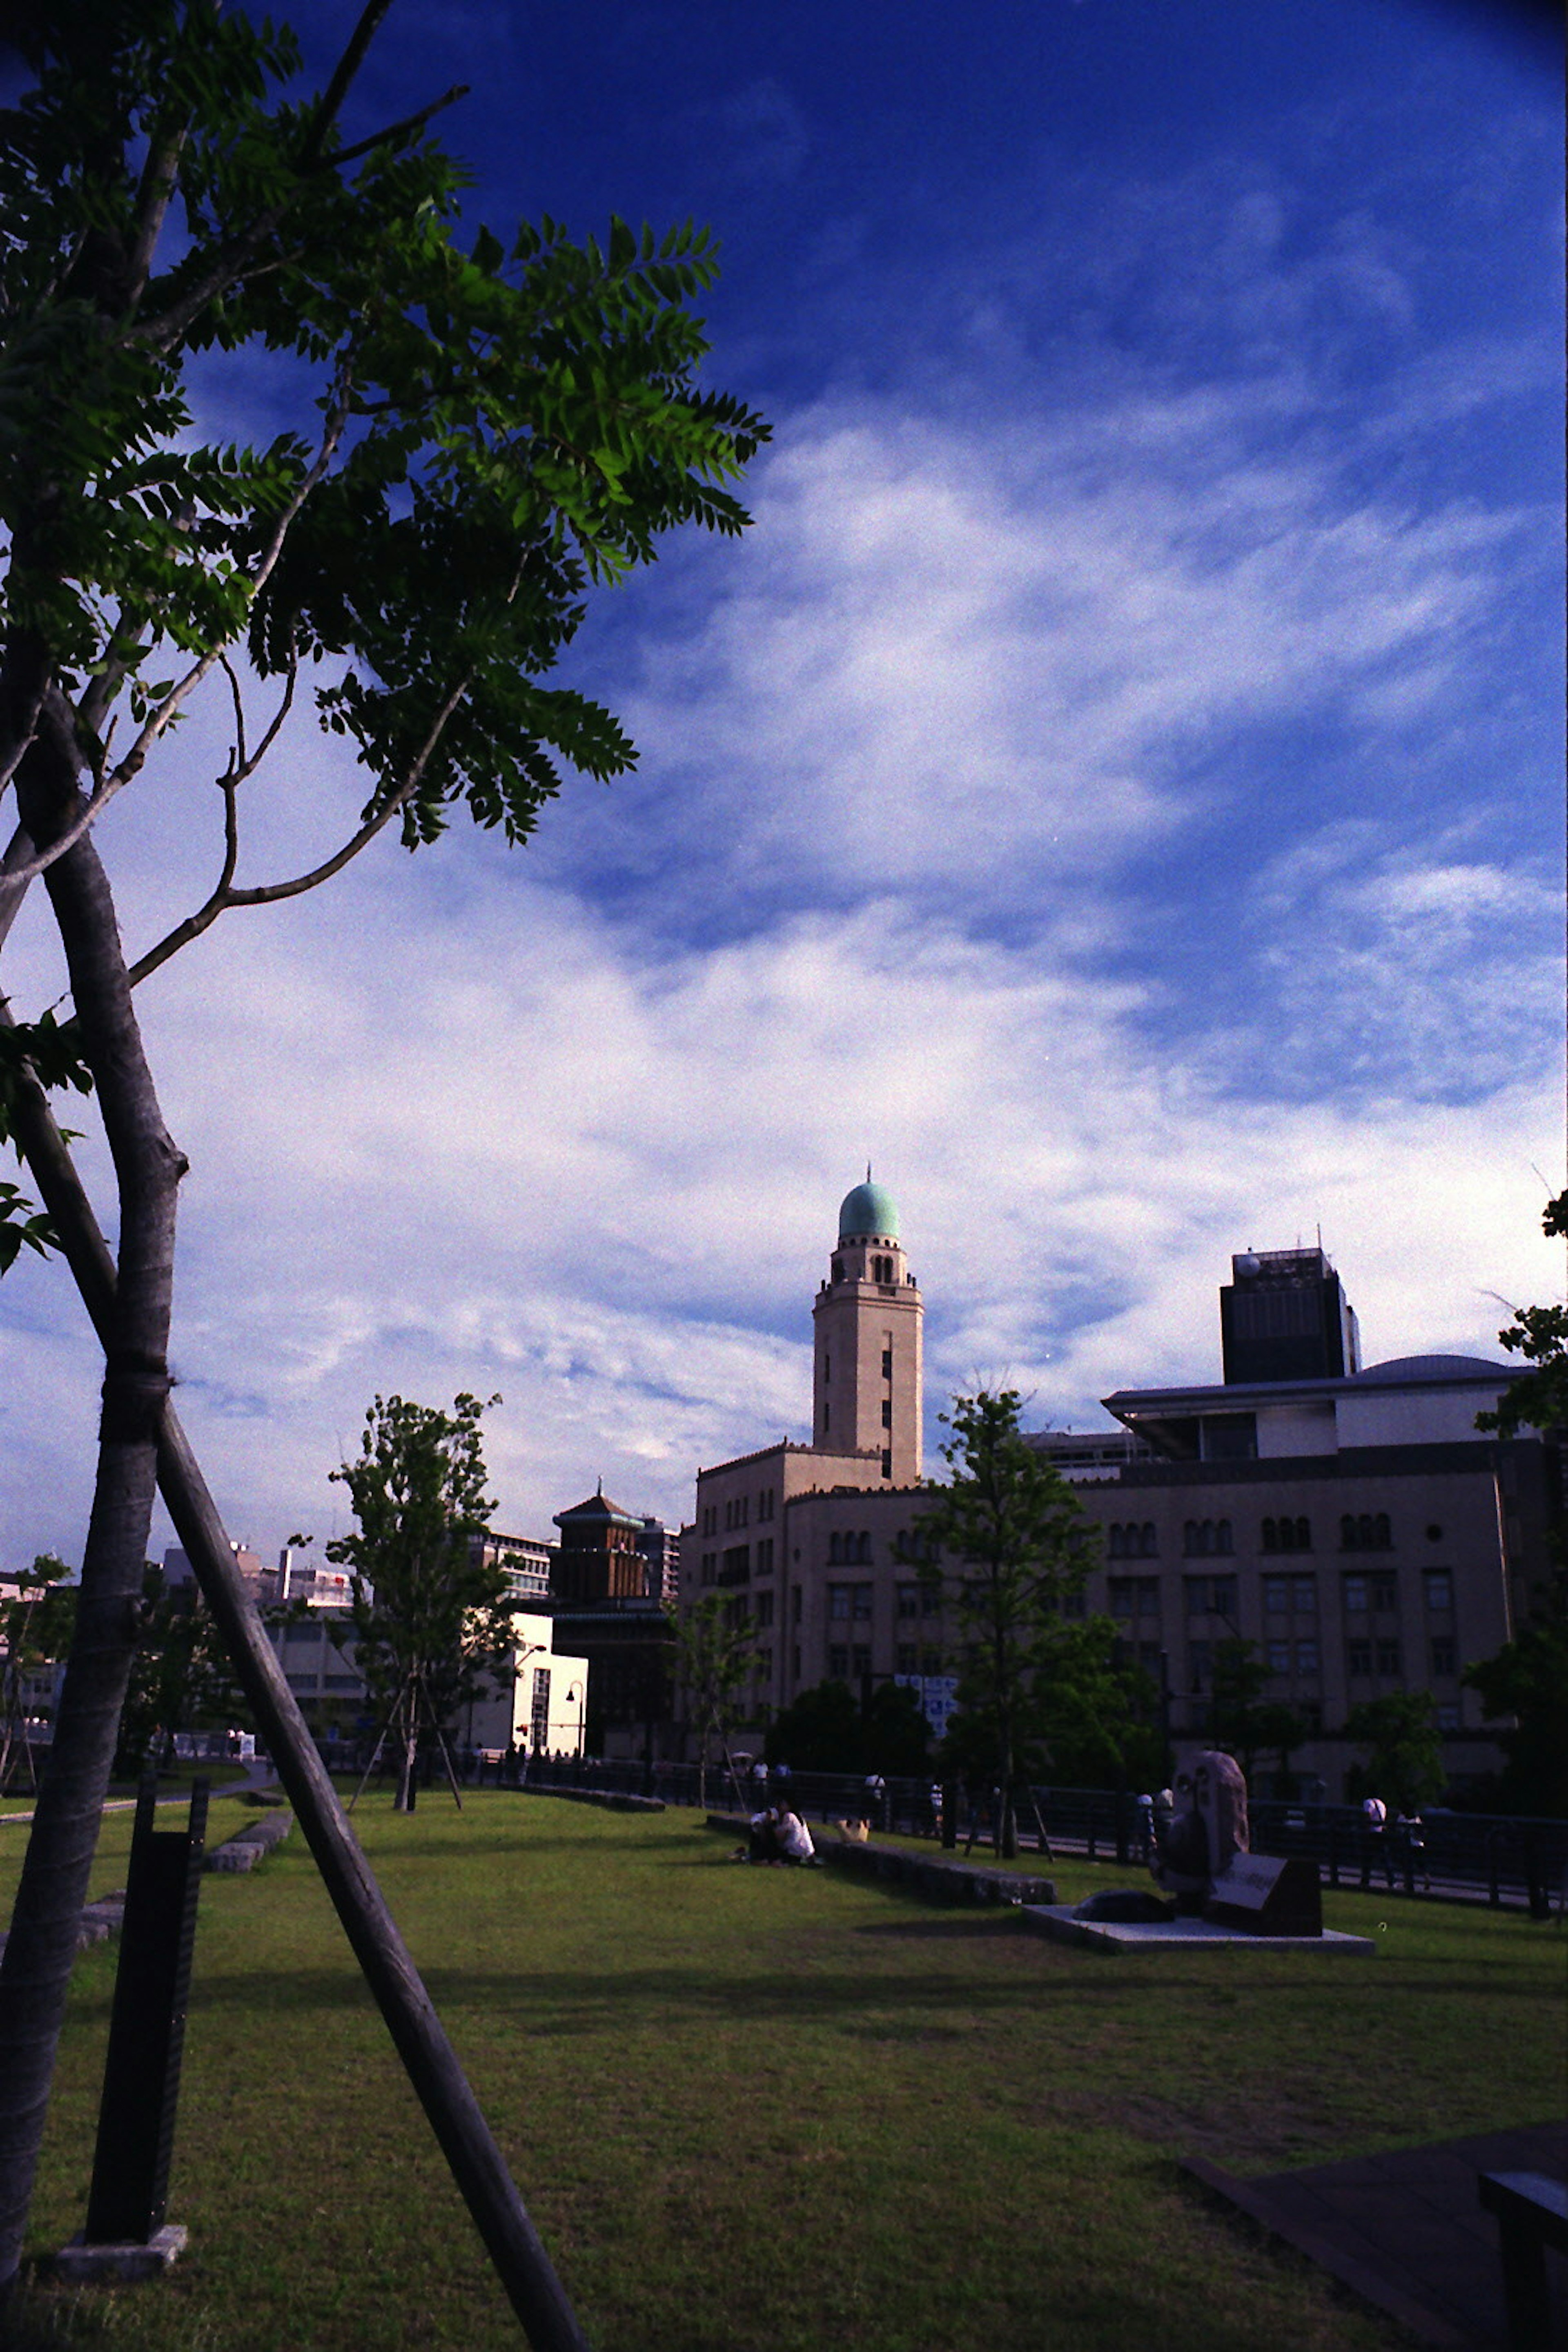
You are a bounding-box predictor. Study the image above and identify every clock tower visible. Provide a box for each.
[811,1178,924,1482]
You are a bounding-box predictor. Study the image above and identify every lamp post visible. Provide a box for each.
[565,1682,585,1760]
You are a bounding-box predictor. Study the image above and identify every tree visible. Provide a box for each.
[328,1391,513,1811]
[1343,1691,1447,1812]
[0,0,764,2317]
[665,1596,757,1809]
[112,1564,250,1779]
[919,1391,1100,1857]
[763,1675,932,1776]
[1464,1185,1568,1815]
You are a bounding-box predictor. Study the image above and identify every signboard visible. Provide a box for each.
[893,1673,960,1737]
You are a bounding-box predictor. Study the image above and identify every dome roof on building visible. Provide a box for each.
[839,1180,899,1239]
[1351,1354,1509,1384]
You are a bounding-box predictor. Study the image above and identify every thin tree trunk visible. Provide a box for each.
[0,712,183,2295]
[1,1021,593,2351]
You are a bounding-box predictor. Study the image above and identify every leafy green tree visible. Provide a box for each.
[1343,1690,1447,1811]
[112,1568,250,1780]
[1463,1603,1568,1817]
[666,1595,757,1808]
[920,1391,1100,1857]
[1465,1185,1568,1815]
[763,1675,932,1776]
[328,1392,512,1812]
[0,0,764,2295]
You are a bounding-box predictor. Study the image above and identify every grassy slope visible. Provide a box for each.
[8,1794,1562,2352]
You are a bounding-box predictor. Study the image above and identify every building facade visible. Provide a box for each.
[683,1204,1559,1799]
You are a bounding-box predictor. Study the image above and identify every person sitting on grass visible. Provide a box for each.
[775,1803,816,1866]
[739,1807,782,1863]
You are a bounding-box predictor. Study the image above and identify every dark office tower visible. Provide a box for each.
[1220,1247,1362,1385]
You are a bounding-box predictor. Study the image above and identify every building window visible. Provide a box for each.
[920,1646,944,1677]
[1111,1577,1159,1622]
[700,1552,716,1587]
[1430,1636,1456,1677]
[755,1590,774,1629]
[823,1402,831,1433]
[897,1583,920,1619]
[1188,1640,1212,1692]
[1341,1512,1392,1551]
[852,1583,873,1621]
[829,1584,851,1620]
[1376,1639,1401,1677]
[1262,1515,1312,1553]
[881,1399,892,1427]
[791,1644,801,1679]
[1369,1570,1397,1612]
[1295,1639,1319,1675]
[1139,1523,1158,1557]
[1185,1574,1237,1619]
[831,1259,843,1284]
[1267,1641,1290,1675]
[921,1581,941,1618]
[1343,1574,1368,1613]
[1347,1639,1372,1677]
[758,1488,775,1523]
[1292,1575,1317,1615]
[1263,1576,1289,1616]
[756,1537,774,1574]
[792,1586,802,1623]
[828,1644,850,1679]
[721,1546,749,1585]
[822,1354,830,1384]
[1437,1702,1460,1731]
[1109,1524,1126,1560]
[896,1642,918,1675]
[754,1648,771,1685]
[1182,1519,1233,1557]
[851,1643,871,1678]
[882,1348,893,1377]
[881,1448,893,1477]
[1423,1569,1453,1613]
[829,1532,842,1566]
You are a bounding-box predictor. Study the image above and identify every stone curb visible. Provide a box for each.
[524,1784,666,1813]
[704,1813,1055,1905]
[204,1807,294,1872]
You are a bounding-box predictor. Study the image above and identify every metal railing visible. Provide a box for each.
[501,1753,1568,1913]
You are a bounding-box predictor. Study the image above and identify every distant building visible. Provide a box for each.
[680,1186,1560,1797]
[164,1541,279,1606]
[265,1608,588,1758]
[545,1490,679,1757]
[475,1529,552,1604]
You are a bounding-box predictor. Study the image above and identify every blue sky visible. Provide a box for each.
[1,0,1562,1568]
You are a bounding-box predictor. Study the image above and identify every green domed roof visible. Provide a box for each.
[839,1180,900,1239]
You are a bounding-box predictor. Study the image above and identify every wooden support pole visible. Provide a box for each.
[3,1031,590,2352]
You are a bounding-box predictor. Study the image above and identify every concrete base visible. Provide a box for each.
[49,2224,189,2282]
[1021,1903,1376,1954]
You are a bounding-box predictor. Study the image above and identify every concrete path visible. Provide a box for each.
[1186,2120,1568,2348]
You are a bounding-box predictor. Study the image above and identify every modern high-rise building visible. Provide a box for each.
[1219,1246,1361,1388]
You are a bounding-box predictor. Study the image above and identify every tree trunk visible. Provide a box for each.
[0,709,183,2296]
[1,1019,593,2352]
[397,1702,418,1813]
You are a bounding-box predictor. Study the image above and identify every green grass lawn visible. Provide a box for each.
[6,1793,1562,2352]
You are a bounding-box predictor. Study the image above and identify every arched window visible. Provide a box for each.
[1263,1517,1278,1552]
[828,1532,842,1565]
[857,1532,873,1564]
[1340,1514,1356,1550]
[1294,1516,1311,1550]
[1141,1523,1158,1557]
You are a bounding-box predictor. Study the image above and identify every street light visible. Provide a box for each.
[564,1682,585,1758]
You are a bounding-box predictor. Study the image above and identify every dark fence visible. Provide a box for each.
[500,1751,1568,1913]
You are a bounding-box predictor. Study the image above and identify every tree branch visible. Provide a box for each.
[127,668,470,988]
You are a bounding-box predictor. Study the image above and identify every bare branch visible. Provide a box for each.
[3,375,352,892]
[327,85,469,168]
[300,0,400,165]
[126,120,190,312]
[128,671,471,989]
[0,826,37,959]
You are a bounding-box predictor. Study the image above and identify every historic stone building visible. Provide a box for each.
[682,1195,1561,1799]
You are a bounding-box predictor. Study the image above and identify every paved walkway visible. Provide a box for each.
[1186,2120,1568,2348]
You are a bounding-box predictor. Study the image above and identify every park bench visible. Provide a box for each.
[1478,2170,1568,2351]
